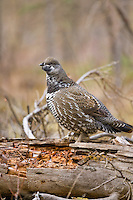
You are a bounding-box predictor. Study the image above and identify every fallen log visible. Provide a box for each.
[0,164,130,199]
[0,139,132,199]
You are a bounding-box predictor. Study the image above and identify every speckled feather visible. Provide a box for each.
[40,57,133,136]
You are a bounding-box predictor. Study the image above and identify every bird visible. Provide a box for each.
[39,57,133,141]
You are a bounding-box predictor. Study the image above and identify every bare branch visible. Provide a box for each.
[5,96,22,128]
[90,176,117,191]
[33,192,120,200]
[34,88,47,108]
[23,104,47,139]
[89,132,116,140]
[76,61,118,84]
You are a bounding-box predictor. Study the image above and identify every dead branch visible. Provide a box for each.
[106,161,132,199]
[90,176,117,191]
[89,132,116,140]
[34,89,47,108]
[23,104,47,139]
[5,96,22,128]
[114,136,132,146]
[33,192,119,200]
[76,61,118,84]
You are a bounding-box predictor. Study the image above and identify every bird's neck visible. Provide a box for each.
[46,74,75,93]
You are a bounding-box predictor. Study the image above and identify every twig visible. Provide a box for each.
[107,160,124,179]
[93,77,112,99]
[89,132,116,140]
[34,88,47,108]
[66,166,86,198]
[114,136,132,146]
[90,176,117,191]
[104,78,133,103]
[124,137,133,144]
[107,160,132,200]
[120,180,132,200]
[76,61,118,84]
[10,119,17,138]
[5,96,22,128]
[23,104,48,139]
[40,115,47,138]
[27,105,30,114]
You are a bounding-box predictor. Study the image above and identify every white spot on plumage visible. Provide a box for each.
[85,118,93,123]
[67,95,76,101]
[56,105,62,117]
[73,117,77,121]
[68,110,73,114]
[68,102,73,110]
[80,111,85,116]
[70,121,75,125]
[62,101,66,106]
[77,113,83,118]
[62,107,68,115]
[122,124,125,127]
[73,102,80,111]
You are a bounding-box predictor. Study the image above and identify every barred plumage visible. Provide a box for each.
[39,57,133,140]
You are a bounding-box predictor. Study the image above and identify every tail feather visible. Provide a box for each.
[112,120,133,133]
[97,123,117,133]
[97,120,133,133]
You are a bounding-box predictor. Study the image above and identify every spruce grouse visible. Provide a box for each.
[39,57,133,140]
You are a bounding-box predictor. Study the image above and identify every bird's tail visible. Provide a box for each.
[111,120,133,133]
[98,120,133,133]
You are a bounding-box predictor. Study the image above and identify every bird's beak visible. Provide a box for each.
[39,62,44,67]
[39,63,51,72]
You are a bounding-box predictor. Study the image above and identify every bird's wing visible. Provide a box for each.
[56,85,108,118]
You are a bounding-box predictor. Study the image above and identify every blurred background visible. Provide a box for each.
[0,0,133,138]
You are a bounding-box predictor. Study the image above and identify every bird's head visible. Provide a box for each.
[39,57,63,76]
[39,57,76,92]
